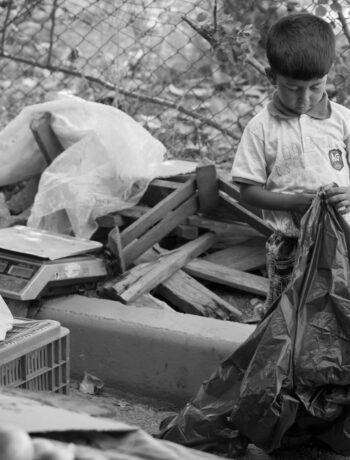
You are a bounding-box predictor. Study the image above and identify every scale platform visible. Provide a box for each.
[0,226,107,301]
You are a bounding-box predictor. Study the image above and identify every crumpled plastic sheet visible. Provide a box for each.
[158,191,350,456]
[0,93,168,238]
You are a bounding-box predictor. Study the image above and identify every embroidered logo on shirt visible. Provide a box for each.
[329,149,344,171]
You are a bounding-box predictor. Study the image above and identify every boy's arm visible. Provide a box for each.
[240,183,315,214]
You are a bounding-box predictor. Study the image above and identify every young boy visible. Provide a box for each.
[231,12,350,308]
[158,14,350,455]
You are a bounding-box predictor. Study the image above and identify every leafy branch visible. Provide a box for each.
[181,9,265,78]
[333,0,350,44]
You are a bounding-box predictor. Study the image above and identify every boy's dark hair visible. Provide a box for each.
[266,12,335,80]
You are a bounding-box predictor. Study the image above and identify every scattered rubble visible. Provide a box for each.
[0,103,271,323]
[1,162,270,323]
[98,166,271,322]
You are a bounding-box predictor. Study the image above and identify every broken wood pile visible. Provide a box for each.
[97,164,272,322]
[28,112,272,322]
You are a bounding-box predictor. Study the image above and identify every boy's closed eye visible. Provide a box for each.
[285,84,322,92]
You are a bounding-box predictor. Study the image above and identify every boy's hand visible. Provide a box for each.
[325,184,350,214]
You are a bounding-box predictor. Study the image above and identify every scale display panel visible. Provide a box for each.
[0,253,41,294]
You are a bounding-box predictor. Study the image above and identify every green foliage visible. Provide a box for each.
[192,0,350,107]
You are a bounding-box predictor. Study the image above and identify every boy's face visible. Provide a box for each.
[269,72,327,115]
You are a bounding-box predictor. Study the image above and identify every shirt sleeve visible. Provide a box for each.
[231,125,267,186]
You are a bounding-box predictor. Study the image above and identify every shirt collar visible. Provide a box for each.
[267,92,331,120]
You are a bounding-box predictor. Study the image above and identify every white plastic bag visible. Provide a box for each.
[28,130,152,237]
[0,94,198,238]
[0,295,13,340]
[0,93,166,183]
[14,94,167,238]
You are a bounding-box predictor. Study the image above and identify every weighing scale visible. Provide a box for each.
[0,226,107,300]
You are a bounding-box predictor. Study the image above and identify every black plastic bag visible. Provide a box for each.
[158,191,350,456]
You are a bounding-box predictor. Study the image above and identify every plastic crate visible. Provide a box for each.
[0,318,70,394]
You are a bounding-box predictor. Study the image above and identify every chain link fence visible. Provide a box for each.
[0,0,350,172]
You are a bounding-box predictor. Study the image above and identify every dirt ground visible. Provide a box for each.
[33,381,348,460]
[67,380,177,436]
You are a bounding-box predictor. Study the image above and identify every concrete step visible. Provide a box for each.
[35,295,255,405]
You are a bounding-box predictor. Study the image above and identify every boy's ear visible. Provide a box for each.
[265,67,276,85]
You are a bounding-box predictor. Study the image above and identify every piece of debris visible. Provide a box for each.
[79,372,104,395]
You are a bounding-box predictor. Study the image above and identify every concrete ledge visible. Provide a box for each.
[36,295,255,405]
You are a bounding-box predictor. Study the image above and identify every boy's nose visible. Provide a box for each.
[298,89,309,105]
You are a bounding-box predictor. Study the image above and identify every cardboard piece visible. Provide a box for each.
[0,390,222,459]
[0,392,136,434]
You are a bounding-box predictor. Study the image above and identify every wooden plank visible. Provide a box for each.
[121,177,196,247]
[196,164,219,213]
[96,213,125,228]
[117,205,149,220]
[218,177,262,217]
[218,192,272,237]
[30,111,64,164]
[213,235,259,248]
[141,179,182,206]
[183,258,269,296]
[157,270,223,318]
[174,224,199,240]
[100,261,152,298]
[107,226,126,273]
[186,215,263,238]
[106,176,196,224]
[123,194,198,268]
[96,205,149,230]
[157,269,242,320]
[218,177,240,201]
[132,293,175,312]
[109,232,216,304]
[150,179,182,189]
[203,238,267,271]
[164,172,195,183]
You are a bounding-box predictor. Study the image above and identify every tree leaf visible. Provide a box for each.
[330,1,342,12]
[315,5,328,16]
